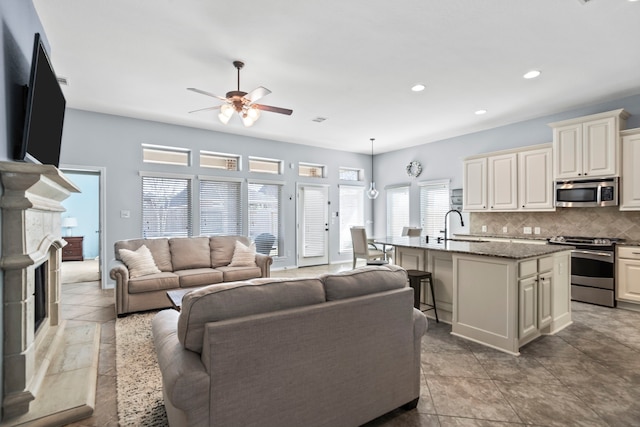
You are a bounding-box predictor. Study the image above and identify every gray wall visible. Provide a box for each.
[372,93,640,238]
[60,109,374,280]
[0,0,47,417]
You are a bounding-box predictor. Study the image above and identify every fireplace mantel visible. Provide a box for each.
[0,161,79,420]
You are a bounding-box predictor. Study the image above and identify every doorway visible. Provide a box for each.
[60,166,107,287]
[297,184,329,267]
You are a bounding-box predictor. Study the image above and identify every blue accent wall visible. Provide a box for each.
[61,172,100,259]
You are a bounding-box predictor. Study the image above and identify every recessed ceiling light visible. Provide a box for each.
[523,70,541,79]
[475,109,487,115]
[411,84,425,92]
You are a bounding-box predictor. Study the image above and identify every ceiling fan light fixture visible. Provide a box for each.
[242,115,256,127]
[218,104,234,124]
[246,106,261,120]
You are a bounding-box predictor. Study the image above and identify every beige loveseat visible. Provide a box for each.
[110,235,272,316]
[152,265,428,427]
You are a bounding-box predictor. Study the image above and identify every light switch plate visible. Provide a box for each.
[524,226,532,234]
[120,210,130,219]
[534,227,541,235]
[481,225,487,232]
[502,226,508,233]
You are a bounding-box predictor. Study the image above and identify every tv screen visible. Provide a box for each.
[15,33,66,167]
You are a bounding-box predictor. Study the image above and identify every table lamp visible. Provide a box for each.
[61,217,78,237]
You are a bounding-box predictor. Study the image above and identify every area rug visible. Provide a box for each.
[115,311,168,426]
[61,259,100,284]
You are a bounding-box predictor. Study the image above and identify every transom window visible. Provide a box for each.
[299,162,326,178]
[142,144,190,166]
[200,151,240,171]
[339,167,363,181]
[248,157,282,175]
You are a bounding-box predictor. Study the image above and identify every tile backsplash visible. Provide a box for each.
[470,207,640,242]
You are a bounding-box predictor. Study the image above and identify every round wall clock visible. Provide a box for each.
[406,161,422,177]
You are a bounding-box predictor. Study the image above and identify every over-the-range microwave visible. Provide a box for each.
[555,177,618,207]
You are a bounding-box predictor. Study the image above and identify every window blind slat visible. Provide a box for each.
[339,186,364,251]
[142,176,192,237]
[248,182,282,256]
[200,180,242,235]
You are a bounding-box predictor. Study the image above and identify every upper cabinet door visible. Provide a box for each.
[488,153,518,210]
[582,116,617,178]
[554,124,583,179]
[621,130,640,211]
[519,147,554,210]
[463,157,487,211]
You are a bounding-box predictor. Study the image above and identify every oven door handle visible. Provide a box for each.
[571,249,614,262]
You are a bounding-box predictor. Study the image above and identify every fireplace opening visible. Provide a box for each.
[34,261,47,332]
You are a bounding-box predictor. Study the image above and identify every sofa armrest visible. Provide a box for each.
[110,260,130,316]
[152,310,210,426]
[254,253,273,277]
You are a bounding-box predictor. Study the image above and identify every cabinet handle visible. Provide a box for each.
[632,252,640,255]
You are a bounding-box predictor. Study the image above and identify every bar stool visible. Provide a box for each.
[366,259,389,266]
[406,270,439,322]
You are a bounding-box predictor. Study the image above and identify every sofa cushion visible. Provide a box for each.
[229,241,257,267]
[210,236,251,268]
[322,265,407,301]
[216,266,263,282]
[118,245,161,278]
[178,278,326,352]
[128,272,180,294]
[115,238,173,272]
[175,268,224,288]
[170,237,211,270]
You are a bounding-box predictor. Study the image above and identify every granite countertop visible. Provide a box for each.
[374,236,573,260]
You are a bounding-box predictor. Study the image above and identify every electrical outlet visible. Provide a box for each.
[502,226,508,233]
[481,225,487,232]
[120,210,130,218]
[523,226,532,234]
[534,227,541,235]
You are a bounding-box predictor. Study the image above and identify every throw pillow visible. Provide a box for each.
[119,245,161,278]
[229,240,257,267]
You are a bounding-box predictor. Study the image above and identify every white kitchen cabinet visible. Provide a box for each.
[617,246,640,303]
[518,146,554,210]
[518,256,553,342]
[620,128,640,210]
[518,275,538,340]
[488,153,518,210]
[549,109,629,179]
[463,157,487,211]
[538,271,553,329]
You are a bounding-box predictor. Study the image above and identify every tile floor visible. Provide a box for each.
[60,262,640,426]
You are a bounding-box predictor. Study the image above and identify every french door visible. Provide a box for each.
[297,184,329,267]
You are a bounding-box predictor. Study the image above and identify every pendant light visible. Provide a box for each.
[366,138,379,199]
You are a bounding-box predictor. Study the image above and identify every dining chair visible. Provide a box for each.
[350,227,385,269]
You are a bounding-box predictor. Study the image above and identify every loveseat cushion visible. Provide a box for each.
[322,265,407,301]
[115,238,173,272]
[128,272,180,294]
[216,266,263,282]
[175,268,224,288]
[169,237,211,270]
[178,278,326,352]
[210,236,251,268]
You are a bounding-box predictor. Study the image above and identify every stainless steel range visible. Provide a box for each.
[548,236,623,307]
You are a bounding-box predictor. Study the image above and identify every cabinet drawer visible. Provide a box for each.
[538,256,553,272]
[519,259,537,277]
[618,246,640,260]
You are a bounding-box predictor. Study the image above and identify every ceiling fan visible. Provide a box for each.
[187,60,293,127]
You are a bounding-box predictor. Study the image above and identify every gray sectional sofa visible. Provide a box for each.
[151,264,428,427]
[110,235,272,316]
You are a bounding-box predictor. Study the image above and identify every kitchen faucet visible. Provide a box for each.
[438,209,465,243]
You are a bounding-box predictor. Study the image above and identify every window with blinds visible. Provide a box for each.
[339,185,364,252]
[248,181,282,256]
[419,180,451,240]
[386,186,410,237]
[301,186,326,257]
[200,179,242,236]
[142,175,192,237]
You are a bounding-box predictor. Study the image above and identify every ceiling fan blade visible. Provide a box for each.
[255,104,293,115]
[244,86,271,103]
[187,87,227,101]
[188,106,221,114]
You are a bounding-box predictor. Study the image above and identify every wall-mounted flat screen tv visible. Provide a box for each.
[14,33,66,168]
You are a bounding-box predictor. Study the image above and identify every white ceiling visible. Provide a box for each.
[33,0,640,154]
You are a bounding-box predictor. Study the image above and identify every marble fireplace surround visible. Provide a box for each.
[0,162,79,421]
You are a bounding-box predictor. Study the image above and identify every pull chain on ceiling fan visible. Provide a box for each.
[187,61,293,127]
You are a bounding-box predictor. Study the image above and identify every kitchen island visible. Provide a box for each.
[374,237,573,355]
